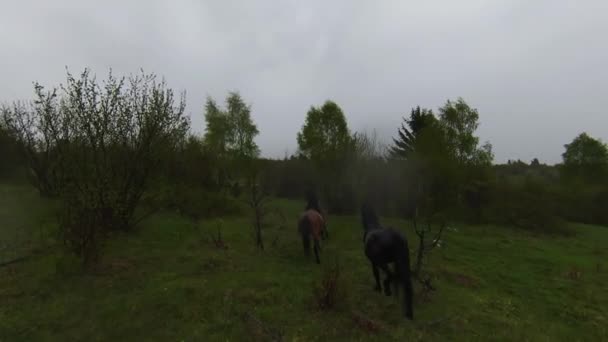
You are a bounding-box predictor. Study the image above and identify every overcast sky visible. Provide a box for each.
[1,1,606,164]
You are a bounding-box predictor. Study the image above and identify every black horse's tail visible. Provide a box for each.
[298,215,311,256]
[396,237,414,320]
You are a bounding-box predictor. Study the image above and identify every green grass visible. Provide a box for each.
[0,182,56,264]
[1,183,607,341]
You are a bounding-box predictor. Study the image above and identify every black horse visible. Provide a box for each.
[361,202,414,320]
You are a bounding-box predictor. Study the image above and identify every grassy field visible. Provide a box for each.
[1,182,607,341]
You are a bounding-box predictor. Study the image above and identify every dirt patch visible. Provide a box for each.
[565,266,583,280]
[454,274,477,287]
[201,256,223,272]
[351,311,383,333]
[98,257,135,275]
[442,270,479,288]
[242,312,284,342]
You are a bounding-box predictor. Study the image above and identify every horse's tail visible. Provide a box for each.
[298,215,311,256]
[396,236,414,320]
[321,212,329,240]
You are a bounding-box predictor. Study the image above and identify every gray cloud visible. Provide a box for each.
[2,0,607,163]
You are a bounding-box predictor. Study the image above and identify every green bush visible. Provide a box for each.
[149,183,244,220]
[556,185,608,226]
[485,179,570,234]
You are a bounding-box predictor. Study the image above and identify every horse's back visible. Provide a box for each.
[364,227,407,262]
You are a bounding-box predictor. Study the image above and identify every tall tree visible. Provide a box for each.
[203,92,259,159]
[389,106,437,160]
[530,158,541,167]
[203,98,230,158]
[561,132,608,184]
[203,92,260,189]
[225,92,260,159]
[297,100,353,167]
[297,100,354,212]
[438,97,493,166]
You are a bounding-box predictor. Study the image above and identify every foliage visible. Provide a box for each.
[389,106,437,160]
[203,92,260,191]
[0,118,23,178]
[260,157,316,200]
[561,132,608,185]
[437,97,492,166]
[399,98,494,220]
[162,135,218,191]
[204,93,260,158]
[556,184,608,226]
[484,178,569,234]
[404,120,459,218]
[530,158,540,167]
[2,69,190,267]
[203,98,230,158]
[296,100,354,174]
[296,100,355,213]
[352,129,387,161]
[350,130,388,203]
[225,93,260,160]
[140,133,250,222]
[2,98,62,196]
[153,183,244,221]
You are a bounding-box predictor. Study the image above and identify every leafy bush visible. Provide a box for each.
[3,69,190,268]
[150,183,244,220]
[556,185,608,226]
[0,122,24,179]
[485,179,570,234]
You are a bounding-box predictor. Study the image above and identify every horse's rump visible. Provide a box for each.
[299,210,325,240]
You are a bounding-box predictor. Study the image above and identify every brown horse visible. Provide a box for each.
[304,190,329,239]
[298,209,326,264]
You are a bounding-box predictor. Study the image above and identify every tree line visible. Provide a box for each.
[1,68,607,267]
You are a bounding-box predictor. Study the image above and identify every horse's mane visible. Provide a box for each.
[305,191,321,213]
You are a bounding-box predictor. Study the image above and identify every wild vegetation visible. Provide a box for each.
[1,68,607,340]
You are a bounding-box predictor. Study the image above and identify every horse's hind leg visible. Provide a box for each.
[372,263,381,292]
[301,232,311,257]
[322,226,329,240]
[378,264,393,296]
[299,218,311,257]
[313,239,321,264]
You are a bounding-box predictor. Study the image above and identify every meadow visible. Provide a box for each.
[1,182,607,341]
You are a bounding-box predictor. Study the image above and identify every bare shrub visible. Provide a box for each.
[411,197,447,293]
[312,260,349,311]
[208,221,228,250]
[245,162,269,250]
